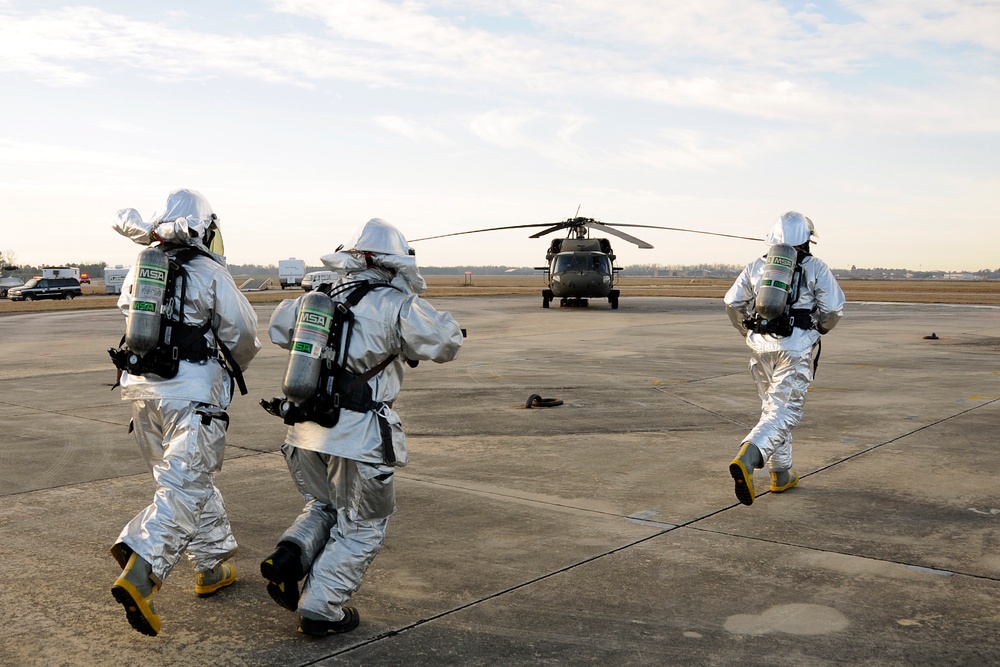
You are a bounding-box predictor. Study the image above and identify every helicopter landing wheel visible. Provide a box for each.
[542,289,553,308]
[609,290,620,310]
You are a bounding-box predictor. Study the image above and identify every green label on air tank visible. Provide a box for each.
[132,300,157,312]
[137,267,168,285]
[292,341,313,354]
[296,308,332,333]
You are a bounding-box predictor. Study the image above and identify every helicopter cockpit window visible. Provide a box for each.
[552,254,591,273]
[592,255,611,273]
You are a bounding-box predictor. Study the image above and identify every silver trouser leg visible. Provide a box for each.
[287,451,396,621]
[745,348,815,471]
[278,443,338,567]
[298,514,388,621]
[116,399,237,582]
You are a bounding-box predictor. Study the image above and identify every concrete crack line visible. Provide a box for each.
[0,400,125,427]
[683,523,1000,584]
[650,386,750,428]
[296,526,674,665]
[399,474,624,520]
[801,396,1000,481]
[304,397,1000,662]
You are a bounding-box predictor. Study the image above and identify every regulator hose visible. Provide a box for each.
[525,393,563,409]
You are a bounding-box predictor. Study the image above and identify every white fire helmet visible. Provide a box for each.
[151,189,225,255]
[764,211,817,247]
[343,218,413,257]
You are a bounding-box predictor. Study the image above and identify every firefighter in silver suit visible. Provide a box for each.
[109,189,261,636]
[261,218,462,636]
[724,212,845,505]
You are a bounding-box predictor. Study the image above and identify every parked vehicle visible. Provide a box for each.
[0,276,24,298]
[8,277,82,301]
[42,266,81,281]
[279,258,306,289]
[103,266,130,295]
[80,273,91,284]
[301,270,338,292]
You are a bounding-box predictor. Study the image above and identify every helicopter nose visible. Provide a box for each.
[564,274,597,290]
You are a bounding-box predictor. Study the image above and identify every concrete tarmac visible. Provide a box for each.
[1,295,998,666]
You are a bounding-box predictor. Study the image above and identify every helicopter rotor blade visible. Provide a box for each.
[527,222,575,238]
[409,219,763,244]
[585,222,654,249]
[607,223,762,242]
[408,223,567,243]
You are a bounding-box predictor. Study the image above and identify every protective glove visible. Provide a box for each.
[113,209,197,247]
[112,208,154,245]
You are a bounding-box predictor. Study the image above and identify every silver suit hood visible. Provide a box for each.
[113,189,224,261]
[764,211,817,247]
[321,219,426,294]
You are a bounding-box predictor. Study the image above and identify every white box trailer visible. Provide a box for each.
[42,266,80,281]
[279,258,306,289]
[103,266,130,295]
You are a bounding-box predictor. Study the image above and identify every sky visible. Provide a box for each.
[1,0,998,272]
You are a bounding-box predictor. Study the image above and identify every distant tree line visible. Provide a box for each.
[0,257,110,281]
[3,251,997,281]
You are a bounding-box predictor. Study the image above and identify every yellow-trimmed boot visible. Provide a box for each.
[111,552,161,636]
[729,442,763,506]
[298,607,361,636]
[195,563,237,597]
[770,469,799,493]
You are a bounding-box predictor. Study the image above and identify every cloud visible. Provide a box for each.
[1,1,998,135]
[620,128,748,171]
[373,115,450,143]
[466,109,592,165]
[96,118,145,134]
[0,137,176,170]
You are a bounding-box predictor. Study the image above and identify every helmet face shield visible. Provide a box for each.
[208,226,225,256]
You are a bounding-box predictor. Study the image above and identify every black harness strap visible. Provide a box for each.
[216,338,248,396]
[745,250,816,337]
[108,244,247,394]
[262,280,402,463]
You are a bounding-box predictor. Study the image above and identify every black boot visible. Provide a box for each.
[260,542,304,612]
[298,607,361,636]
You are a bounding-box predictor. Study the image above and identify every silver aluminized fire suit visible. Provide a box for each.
[724,217,845,473]
[267,221,462,625]
[110,190,260,585]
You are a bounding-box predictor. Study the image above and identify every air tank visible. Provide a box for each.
[126,246,170,354]
[283,291,336,404]
[755,243,797,321]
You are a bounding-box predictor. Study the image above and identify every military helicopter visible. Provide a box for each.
[410,214,760,309]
